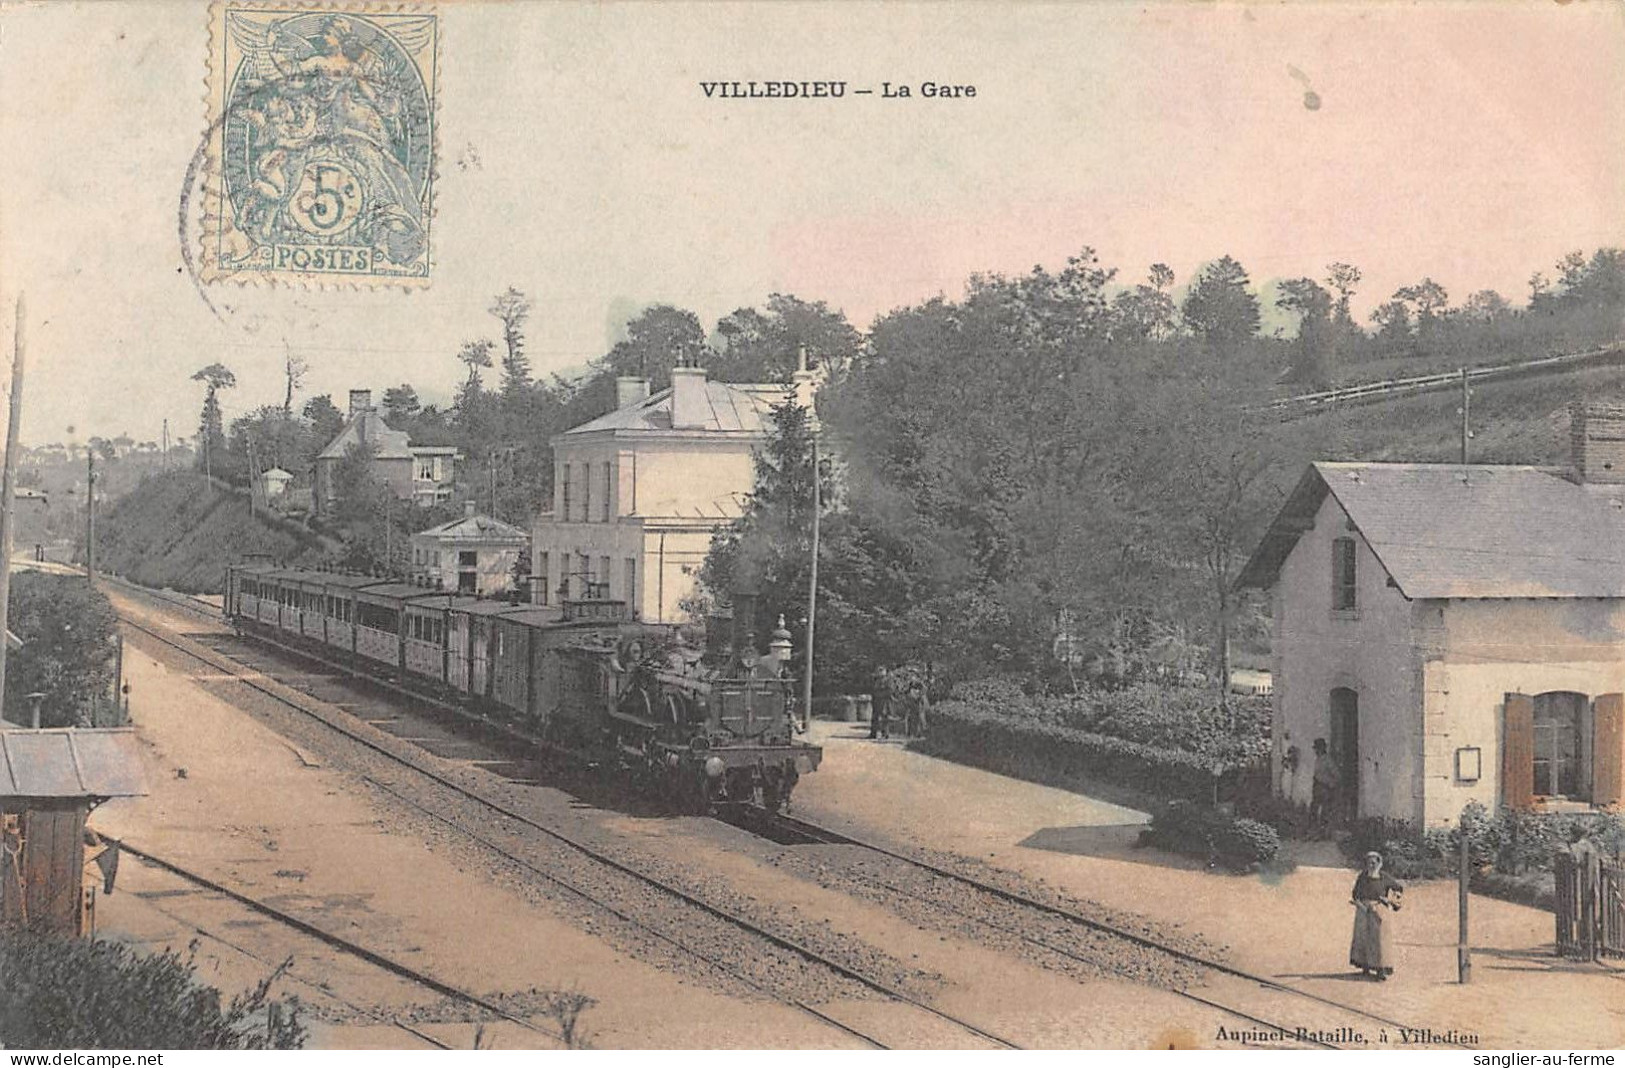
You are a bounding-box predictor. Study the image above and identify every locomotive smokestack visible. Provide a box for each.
[731,588,759,665]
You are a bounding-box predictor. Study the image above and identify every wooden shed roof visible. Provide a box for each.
[0,728,148,800]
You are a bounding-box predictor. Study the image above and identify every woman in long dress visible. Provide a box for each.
[1350,851,1403,980]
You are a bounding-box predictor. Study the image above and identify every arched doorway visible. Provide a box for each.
[1330,687,1359,819]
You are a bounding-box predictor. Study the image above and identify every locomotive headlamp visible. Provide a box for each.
[769,615,793,663]
[704,756,726,779]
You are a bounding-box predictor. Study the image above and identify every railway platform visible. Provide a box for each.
[792,721,1625,1049]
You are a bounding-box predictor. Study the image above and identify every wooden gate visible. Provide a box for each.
[1555,851,1625,960]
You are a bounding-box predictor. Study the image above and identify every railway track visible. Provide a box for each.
[117,842,561,1049]
[110,577,1441,1048]
[112,590,1018,1050]
[737,810,1460,1049]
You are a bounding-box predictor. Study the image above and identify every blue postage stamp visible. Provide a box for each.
[204,3,438,284]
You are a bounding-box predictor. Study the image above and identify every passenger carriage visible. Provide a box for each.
[221,564,822,811]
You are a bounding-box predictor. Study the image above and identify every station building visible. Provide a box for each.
[1238,402,1625,827]
[530,362,815,623]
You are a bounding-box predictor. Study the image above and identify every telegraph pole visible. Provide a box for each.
[0,295,27,724]
[802,407,820,732]
[1459,368,1472,464]
[86,448,96,584]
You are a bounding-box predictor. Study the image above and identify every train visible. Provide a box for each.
[223,564,822,812]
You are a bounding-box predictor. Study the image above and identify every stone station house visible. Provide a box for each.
[1238,402,1625,828]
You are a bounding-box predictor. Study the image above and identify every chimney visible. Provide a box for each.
[1571,401,1625,483]
[616,376,651,410]
[670,365,709,430]
[348,389,373,416]
[464,499,477,518]
[792,345,818,418]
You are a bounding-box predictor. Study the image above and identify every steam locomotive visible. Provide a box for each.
[223,565,822,811]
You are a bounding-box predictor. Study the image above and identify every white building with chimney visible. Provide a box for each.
[530,361,816,622]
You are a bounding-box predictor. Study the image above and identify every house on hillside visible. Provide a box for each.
[411,503,529,595]
[530,360,816,622]
[312,390,459,514]
[1237,401,1625,828]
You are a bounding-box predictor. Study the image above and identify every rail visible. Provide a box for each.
[112,594,1015,1050]
[1254,343,1625,417]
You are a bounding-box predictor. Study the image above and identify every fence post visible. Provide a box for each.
[1458,814,1471,983]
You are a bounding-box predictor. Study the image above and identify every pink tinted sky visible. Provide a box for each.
[1,2,1621,443]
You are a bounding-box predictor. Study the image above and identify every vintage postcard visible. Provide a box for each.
[0,0,1622,1055]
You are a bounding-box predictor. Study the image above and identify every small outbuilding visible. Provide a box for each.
[411,504,529,595]
[259,466,294,499]
[0,728,148,936]
[1238,401,1625,828]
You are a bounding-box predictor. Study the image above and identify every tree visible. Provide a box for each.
[1276,278,1334,386]
[1110,265,1178,341]
[1181,256,1260,355]
[1324,262,1362,325]
[190,363,236,478]
[605,305,706,385]
[456,338,495,389]
[1369,299,1413,356]
[301,394,345,468]
[282,351,309,414]
[710,294,864,382]
[381,384,421,424]
[5,572,120,728]
[490,288,533,403]
[1460,289,1511,321]
[694,400,837,677]
[1137,375,1279,704]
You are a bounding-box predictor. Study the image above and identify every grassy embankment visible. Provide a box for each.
[94,471,330,594]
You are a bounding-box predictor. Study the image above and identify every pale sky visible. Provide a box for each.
[2,1,1622,445]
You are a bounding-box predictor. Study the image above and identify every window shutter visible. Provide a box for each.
[1502,693,1535,810]
[1592,694,1625,809]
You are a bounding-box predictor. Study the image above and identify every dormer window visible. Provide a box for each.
[1332,537,1357,611]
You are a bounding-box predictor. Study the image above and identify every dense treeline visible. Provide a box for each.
[180,244,1625,689]
[694,246,1625,696]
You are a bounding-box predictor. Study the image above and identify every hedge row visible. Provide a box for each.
[927,699,1241,801]
[944,680,1271,768]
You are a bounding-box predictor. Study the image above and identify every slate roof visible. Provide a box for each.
[412,514,529,543]
[564,381,790,437]
[0,728,148,799]
[316,409,413,461]
[1237,462,1625,599]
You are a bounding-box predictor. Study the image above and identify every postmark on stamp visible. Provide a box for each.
[202,2,438,285]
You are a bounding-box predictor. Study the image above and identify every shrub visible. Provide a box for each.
[0,932,306,1049]
[1140,801,1281,869]
[1341,804,1625,880]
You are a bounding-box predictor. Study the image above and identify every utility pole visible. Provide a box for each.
[161,418,169,471]
[802,410,820,732]
[1459,368,1472,464]
[86,448,96,584]
[488,448,498,522]
[246,435,258,518]
[0,295,27,725]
